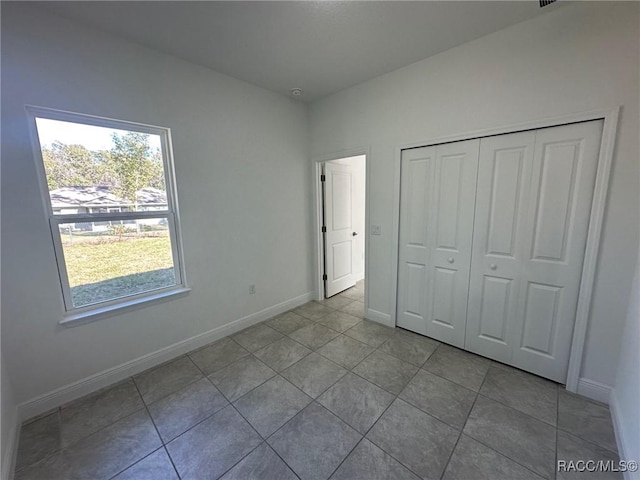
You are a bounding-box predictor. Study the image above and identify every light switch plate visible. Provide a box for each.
[371,225,381,235]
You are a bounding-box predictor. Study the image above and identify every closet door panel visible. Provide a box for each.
[434,155,464,249]
[477,275,512,342]
[520,282,561,354]
[397,147,434,334]
[426,140,479,346]
[512,120,603,382]
[465,131,535,362]
[432,267,456,327]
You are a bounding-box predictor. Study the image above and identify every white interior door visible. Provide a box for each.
[324,162,356,297]
[397,139,479,346]
[511,120,603,382]
[465,130,536,363]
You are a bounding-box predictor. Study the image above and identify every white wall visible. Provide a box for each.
[1,4,312,408]
[327,155,366,281]
[309,2,639,391]
[1,354,18,480]
[611,248,640,478]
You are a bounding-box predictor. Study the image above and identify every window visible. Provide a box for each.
[27,107,187,322]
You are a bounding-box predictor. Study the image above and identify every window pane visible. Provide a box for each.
[35,118,167,214]
[58,218,176,308]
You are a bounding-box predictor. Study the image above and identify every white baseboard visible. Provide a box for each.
[365,308,394,327]
[1,417,19,480]
[576,377,612,405]
[17,292,313,422]
[609,389,639,480]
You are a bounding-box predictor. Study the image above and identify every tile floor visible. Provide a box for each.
[14,281,621,479]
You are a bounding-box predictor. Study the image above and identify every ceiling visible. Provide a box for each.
[33,1,563,102]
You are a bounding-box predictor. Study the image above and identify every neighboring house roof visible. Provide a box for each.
[50,186,167,209]
[135,187,167,205]
[50,186,126,208]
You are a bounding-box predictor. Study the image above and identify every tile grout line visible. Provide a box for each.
[315,340,374,370]
[195,345,279,407]
[438,428,464,480]
[16,409,146,476]
[481,365,560,423]
[132,355,207,409]
[456,433,550,480]
[203,348,308,442]
[472,364,553,478]
[400,351,558,480]
[17,379,154,475]
[554,426,620,457]
[153,348,249,475]
[106,446,171,480]
[335,340,447,479]
[437,361,489,480]
[149,343,314,478]
[163,444,182,480]
[251,313,399,479]
[131,376,183,480]
[341,332,435,401]
[236,398,306,480]
[276,308,350,352]
[416,350,561,429]
[472,391,558,428]
[257,400,341,478]
[189,317,324,424]
[349,351,438,480]
[149,353,278,446]
[227,373,309,480]
[456,371,554,480]
[277,350,351,405]
[251,348,314,375]
[327,436,368,479]
[209,404,272,480]
[13,408,62,474]
[228,372,312,441]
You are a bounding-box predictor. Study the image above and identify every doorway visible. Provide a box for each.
[315,154,366,300]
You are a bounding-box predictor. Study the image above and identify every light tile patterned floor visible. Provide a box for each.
[14,281,621,480]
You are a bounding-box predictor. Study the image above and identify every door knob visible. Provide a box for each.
[489,264,497,270]
[447,257,454,264]
[352,232,358,236]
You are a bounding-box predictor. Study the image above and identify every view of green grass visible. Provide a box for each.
[62,235,175,307]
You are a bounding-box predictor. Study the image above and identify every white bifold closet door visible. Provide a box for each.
[396,139,479,347]
[466,120,603,382]
[398,120,603,383]
[464,130,536,364]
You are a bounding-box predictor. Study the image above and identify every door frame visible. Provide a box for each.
[313,148,369,304]
[390,106,620,393]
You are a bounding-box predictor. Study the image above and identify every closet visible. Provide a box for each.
[396,120,603,383]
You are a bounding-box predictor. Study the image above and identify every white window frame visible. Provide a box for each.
[26,106,189,325]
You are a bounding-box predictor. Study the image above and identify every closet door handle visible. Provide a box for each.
[489,264,497,270]
[447,257,455,264]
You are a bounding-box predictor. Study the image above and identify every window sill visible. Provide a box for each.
[59,287,191,327]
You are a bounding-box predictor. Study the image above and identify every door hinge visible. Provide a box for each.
[320,174,326,182]
[323,274,328,281]
[322,226,326,233]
